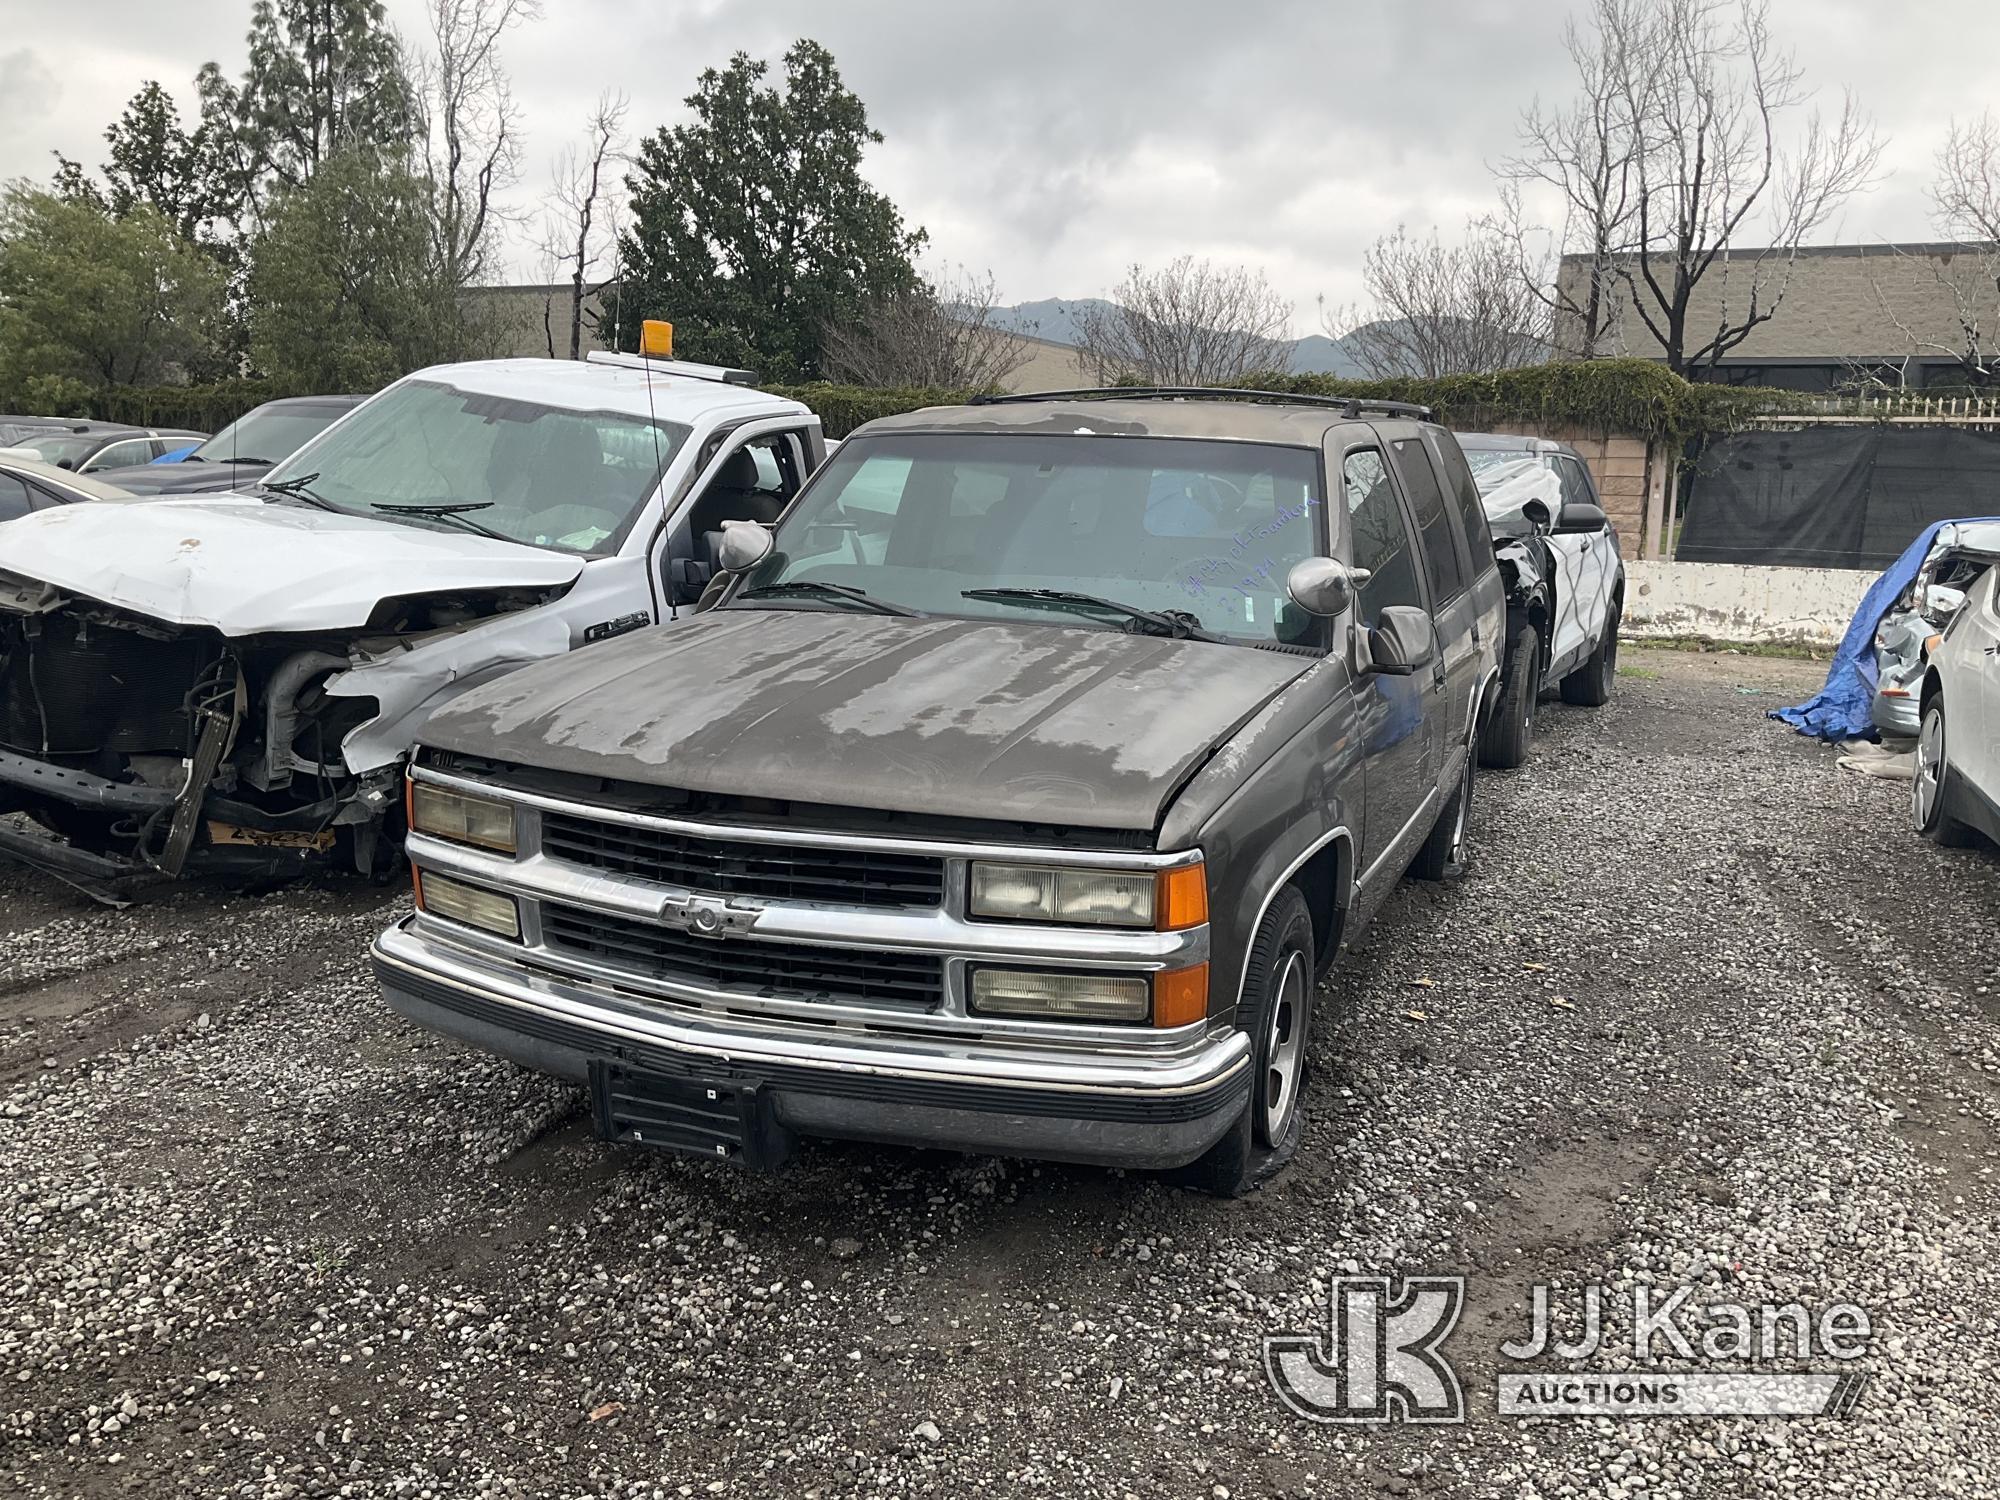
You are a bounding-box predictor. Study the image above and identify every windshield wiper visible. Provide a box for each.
[261,472,339,510]
[370,501,514,544]
[961,587,1225,642]
[739,580,927,618]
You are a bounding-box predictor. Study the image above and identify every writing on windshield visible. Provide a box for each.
[744,433,1327,646]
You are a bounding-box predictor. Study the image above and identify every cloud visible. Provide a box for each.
[4,0,1998,330]
[0,49,61,172]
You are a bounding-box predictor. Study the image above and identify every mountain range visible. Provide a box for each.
[987,298,1369,378]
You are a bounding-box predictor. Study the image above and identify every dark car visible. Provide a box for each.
[372,389,1505,1195]
[1456,433,1625,769]
[0,415,78,447]
[0,422,208,475]
[113,395,366,496]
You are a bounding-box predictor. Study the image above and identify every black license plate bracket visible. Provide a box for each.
[588,1059,793,1170]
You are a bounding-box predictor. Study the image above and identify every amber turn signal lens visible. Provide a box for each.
[1155,864,1209,930]
[1153,962,1209,1028]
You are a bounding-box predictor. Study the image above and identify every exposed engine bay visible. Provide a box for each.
[0,578,565,888]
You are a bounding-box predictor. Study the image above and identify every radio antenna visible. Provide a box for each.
[638,319,674,619]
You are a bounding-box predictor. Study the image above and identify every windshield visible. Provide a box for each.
[1463,449,1553,490]
[735,433,1328,645]
[263,379,691,555]
[194,404,349,465]
[17,433,106,466]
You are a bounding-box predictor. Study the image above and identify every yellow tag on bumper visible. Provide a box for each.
[207,821,335,851]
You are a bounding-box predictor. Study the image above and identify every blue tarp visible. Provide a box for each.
[1769,517,2000,741]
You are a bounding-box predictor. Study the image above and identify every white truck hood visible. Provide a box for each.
[0,495,584,634]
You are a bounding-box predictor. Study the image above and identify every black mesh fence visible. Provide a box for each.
[1677,425,2000,568]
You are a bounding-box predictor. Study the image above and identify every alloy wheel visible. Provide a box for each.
[1261,950,1308,1145]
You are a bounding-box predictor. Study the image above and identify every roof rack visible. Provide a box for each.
[585,349,761,387]
[966,387,1435,421]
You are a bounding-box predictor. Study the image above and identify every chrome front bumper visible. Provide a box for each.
[375,918,1252,1169]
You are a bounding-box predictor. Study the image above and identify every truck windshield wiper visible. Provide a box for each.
[738,580,927,618]
[961,587,1224,642]
[370,501,514,544]
[261,472,339,510]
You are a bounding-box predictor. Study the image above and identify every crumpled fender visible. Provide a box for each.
[324,608,577,773]
[1494,537,1547,605]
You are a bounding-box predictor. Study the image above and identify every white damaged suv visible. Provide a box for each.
[0,351,823,890]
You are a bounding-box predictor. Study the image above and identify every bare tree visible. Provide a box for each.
[1854,114,2000,388]
[536,91,627,359]
[1606,0,1882,375]
[822,265,1034,390]
[1326,221,1553,378]
[1498,0,1647,358]
[1072,258,1295,385]
[413,0,539,290]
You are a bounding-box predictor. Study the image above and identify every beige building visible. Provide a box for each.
[1558,243,1997,389]
[994,330,1093,392]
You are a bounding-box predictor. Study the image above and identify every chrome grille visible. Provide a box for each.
[539,812,945,909]
[539,901,945,1010]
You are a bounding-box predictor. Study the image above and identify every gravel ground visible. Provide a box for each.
[1,645,1996,1499]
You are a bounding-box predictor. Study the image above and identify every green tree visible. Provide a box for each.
[198,0,415,214]
[246,147,471,390]
[54,81,243,246]
[0,187,230,394]
[618,39,924,380]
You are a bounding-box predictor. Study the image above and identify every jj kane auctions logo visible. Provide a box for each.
[1265,1275,1874,1423]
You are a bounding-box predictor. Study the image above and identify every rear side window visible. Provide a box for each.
[1555,456,1597,512]
[1388,438,1467,600]
[1429,435,1495,574]
[0,473,30,521]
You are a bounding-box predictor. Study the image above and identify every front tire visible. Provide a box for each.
[1560,593,1622,707]
[1478,627,1541,770]
[1177,887,1315,1198]
[1914,698,1975,847]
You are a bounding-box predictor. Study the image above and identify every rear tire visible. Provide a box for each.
[1478,627,1541,770]
[1560,593,1622,707]
[1177,887,1315,1198]
[1914,698,1975,847]
[1411,746,1473,881]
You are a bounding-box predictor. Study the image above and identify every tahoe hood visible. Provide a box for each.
[0,494,583,634]
[421,609,1318,831]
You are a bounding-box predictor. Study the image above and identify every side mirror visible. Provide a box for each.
[1521,497,1554,533]
[1926,583,1968,619]
[1366,605,1436,676]
[1555,500,1608,533]
[716,519,774,573]
[1285,558,1371,617]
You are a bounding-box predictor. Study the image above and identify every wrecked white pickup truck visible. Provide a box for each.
[1457,433,1625,768]
[0,348,824,892]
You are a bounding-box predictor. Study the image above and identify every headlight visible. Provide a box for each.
[415,870,520,939]
[409,781,516,853]
[968,861,1206,930]
[969,969,1151,1022]
[968,963,1210,1027]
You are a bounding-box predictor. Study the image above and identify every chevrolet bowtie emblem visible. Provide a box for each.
[657,891,760,937]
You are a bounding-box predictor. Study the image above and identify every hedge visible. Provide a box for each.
[1229,359,1818,444]
[764,381,976,438]
[9,358,1819,445]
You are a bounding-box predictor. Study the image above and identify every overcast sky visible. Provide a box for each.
[4,0,1997,332]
